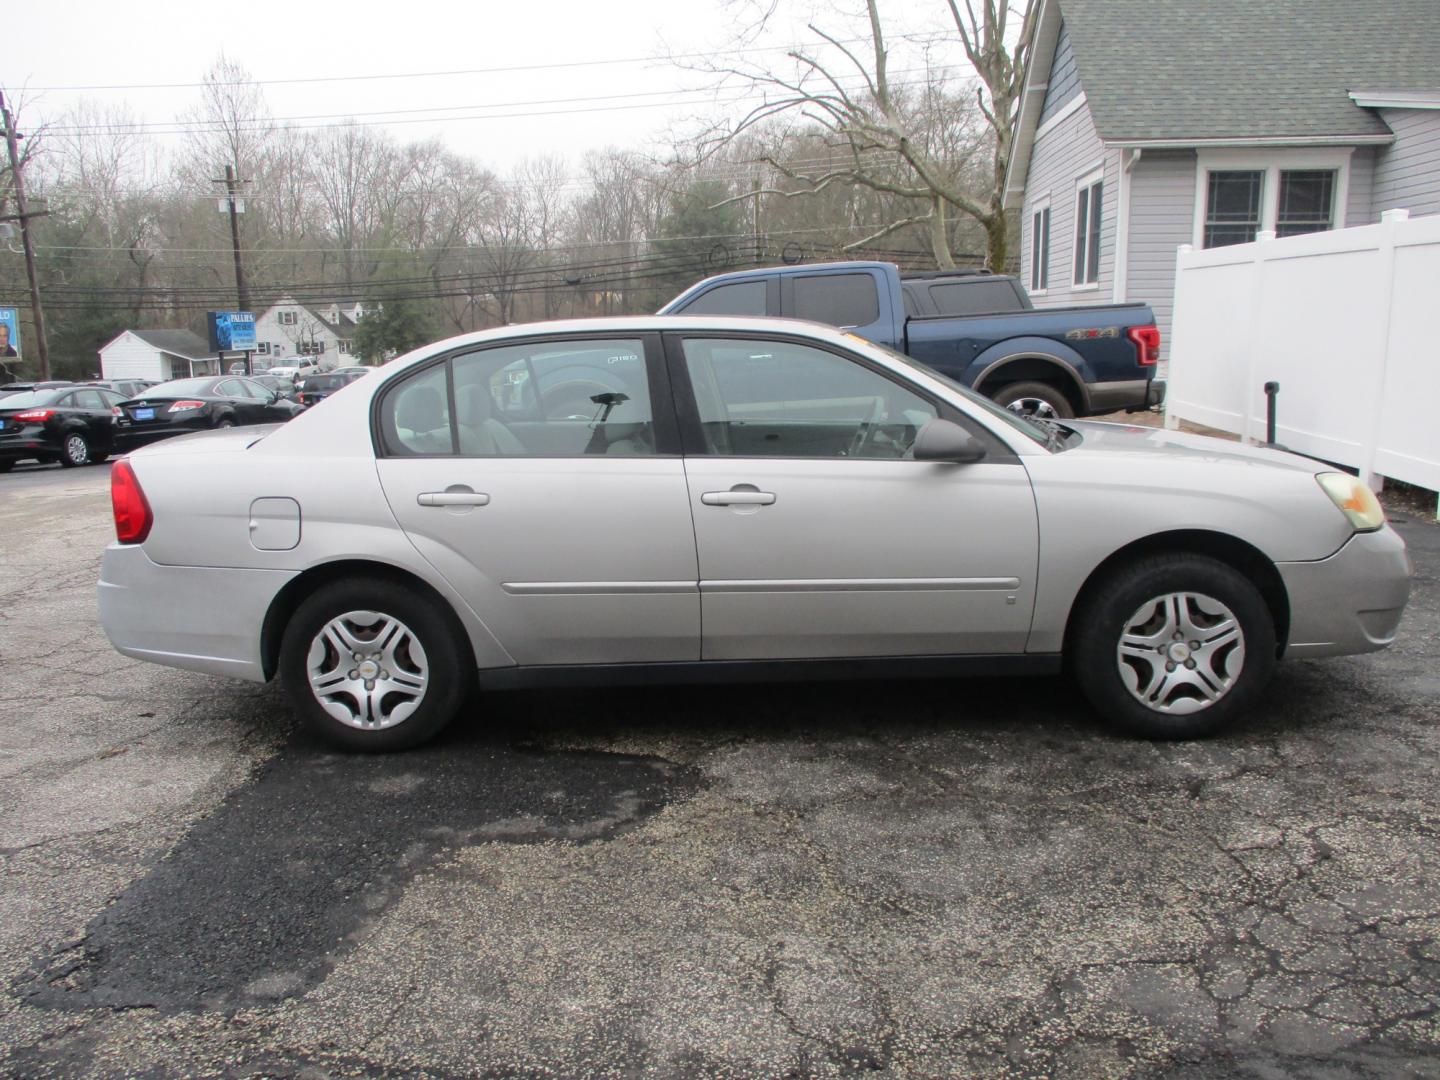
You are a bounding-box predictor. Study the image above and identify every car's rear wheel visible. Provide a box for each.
[992,381,1074,420]
[215,417,236,429]
[279,578,469,751]
[59,433,90,468]
[1071,553,1276,739]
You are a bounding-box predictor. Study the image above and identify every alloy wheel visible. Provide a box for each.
[65,435,89,465]
[1006,397,1060,421]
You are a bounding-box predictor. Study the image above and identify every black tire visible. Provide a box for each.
[1070,553,1276,740]
[214,417,236,429]
[59,432,90,468]
[991,381,1074,420]
[279,577,470,752]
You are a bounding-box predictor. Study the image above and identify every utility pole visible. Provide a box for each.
[214,164,250,313]
[1,91,51,379]
[751,173,763,265]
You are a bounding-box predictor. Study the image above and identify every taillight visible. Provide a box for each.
[111,460,153,544]
[1127,325,1161,366]
[13,408,55,422]
[168,400,206,413]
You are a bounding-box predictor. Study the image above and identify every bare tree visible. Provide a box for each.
[692,0,1033,270]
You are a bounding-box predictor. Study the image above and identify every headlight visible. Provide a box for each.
[1316,472,1385,532]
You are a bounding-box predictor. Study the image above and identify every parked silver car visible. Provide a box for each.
[97,317,1411,751]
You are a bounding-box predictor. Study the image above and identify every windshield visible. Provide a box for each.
[142,378,216,398]
[302,375,346,390]
[853,338,1053,446]
[0,389,64,410]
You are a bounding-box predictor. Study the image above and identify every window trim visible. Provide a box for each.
[1192,148,1352,248]
[1029,195,1051,296]
[1071,166,1104,292]
[371,331,680,460]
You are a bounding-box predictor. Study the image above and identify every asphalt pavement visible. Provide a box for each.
[1,462,1437,1079]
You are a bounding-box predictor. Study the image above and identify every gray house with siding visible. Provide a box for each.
[1005,0,1440,365]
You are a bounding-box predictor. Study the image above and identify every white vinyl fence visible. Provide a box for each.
[1166,209,1440,508]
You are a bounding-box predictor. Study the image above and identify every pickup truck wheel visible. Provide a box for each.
[993,381,1073,420]
[1071,553,1275,739]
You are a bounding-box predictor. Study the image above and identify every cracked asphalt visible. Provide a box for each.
[1,462,1437,1079]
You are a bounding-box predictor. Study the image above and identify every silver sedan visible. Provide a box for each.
[97,317,1412,751]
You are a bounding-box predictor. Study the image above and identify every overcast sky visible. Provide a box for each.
[8,0,964,175]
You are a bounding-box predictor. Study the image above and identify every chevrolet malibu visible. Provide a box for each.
[97,317,1411,751]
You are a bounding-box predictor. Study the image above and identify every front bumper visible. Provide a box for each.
[98,543,297,682]
[1278,525,1412,659]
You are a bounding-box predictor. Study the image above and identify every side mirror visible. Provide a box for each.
[912,418,987,464]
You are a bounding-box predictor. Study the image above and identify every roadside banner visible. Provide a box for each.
[0,307,20,361]
[207,311,257,352]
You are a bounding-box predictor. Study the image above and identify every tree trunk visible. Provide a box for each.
[929,196,955,269]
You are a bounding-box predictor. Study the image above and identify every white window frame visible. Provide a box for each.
[1192,148,1352,248]
[278,310,298,326]
[1072,165,1105,292]
[1029,195,1051,296]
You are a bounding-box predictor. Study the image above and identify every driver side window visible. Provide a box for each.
[679,338,936,458]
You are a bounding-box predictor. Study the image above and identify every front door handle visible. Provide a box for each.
[701,490,776,506]
[418,490,491,507]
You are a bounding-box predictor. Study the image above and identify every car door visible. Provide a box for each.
[373,333,700,666]
[77,388,120,452]
[667,332,1040,660]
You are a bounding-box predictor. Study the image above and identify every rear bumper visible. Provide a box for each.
[97,543,296,682]
[1085,378,1165,416]
[1278,525,1412,658]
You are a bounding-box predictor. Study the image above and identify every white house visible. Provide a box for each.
[98,329,218,382]
[1005,0,1440,367]
[252,297,365,367]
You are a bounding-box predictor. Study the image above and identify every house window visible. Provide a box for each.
[1204,171,1265,248]
[1196,153,1347,248]
[1276,170,1335,237]
[255,341,271,356]
[299,340,322,355]
[278,311,298,326]
[339,340,351,354]
[1073,172,1103,287]
[1030,204,1050,293]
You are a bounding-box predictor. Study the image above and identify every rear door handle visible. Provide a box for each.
[701,490,776,506]
[417,491,491,507]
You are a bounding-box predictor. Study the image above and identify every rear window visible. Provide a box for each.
[791,273,881,327]
[923,279,1025,316]
[0,389,63,409]
[302,374,348,391]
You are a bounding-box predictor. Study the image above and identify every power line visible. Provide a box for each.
[25,35,962,92]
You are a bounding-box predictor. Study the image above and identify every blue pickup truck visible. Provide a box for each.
[659,261,1163,419]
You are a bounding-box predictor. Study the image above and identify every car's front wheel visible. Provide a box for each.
[279,578,470,751]
[1071,553,1276,739]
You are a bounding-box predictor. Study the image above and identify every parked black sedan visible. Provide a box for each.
[115,376,304,449]
[0,385,127,470]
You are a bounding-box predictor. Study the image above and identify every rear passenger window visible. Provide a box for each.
[380,364,453,456]
[451,338,654,457]
[378,339,657,458]
[791,273,881,327]
[681,280,768,316]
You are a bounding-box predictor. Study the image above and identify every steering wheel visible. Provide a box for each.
[847,397,886,458]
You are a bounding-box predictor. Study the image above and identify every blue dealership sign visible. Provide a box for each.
[207,310,257,352]
[0,306,19,360]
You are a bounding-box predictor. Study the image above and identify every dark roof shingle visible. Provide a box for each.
[130,329,211,358]
[1060,0,1440,142]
